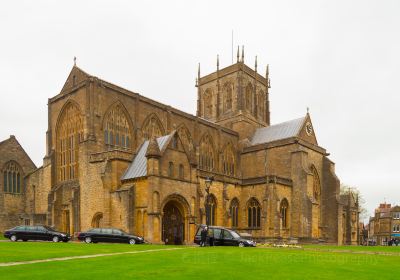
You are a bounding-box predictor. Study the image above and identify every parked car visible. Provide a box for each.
[77,228,144,244]
[194,225,256,247]
[3,225,70,242]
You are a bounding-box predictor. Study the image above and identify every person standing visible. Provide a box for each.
[200,226,208,247]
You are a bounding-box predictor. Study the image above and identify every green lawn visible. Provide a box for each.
[303,244,400,253]
[0,242,399,279]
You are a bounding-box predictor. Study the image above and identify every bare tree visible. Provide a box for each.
[340,184,369,221]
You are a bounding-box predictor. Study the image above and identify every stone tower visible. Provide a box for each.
[196,46,271,140]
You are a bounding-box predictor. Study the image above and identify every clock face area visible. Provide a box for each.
[305,122,313,136]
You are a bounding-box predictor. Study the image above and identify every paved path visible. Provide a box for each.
[0,247,185,267]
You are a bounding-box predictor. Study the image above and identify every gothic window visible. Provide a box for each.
[168,162,174,178]
[171,134,178,149]
[230,198,239,228]
[2,161,22,194]
[222,143,235,176]
[206,194,217,226]
[280,198,289,228]
[199,134,215,171]
[178,164,184,180]
[142,114,164,140]
[312,166,321,202]
[245,83,253,112]
[177,125,193,153]
[203,89,213,118]
[104,104,132,149]
[247,198,261,228]
[56,102,83,182]
[223,83,233,112]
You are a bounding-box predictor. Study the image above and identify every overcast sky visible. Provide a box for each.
[1,0,399,220]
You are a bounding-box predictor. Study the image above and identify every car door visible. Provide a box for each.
[101,228,114,242]
[31,226,48,240]
[212,228,223,246]
[90,228,102,242]
[222,230,236,246]
[15,226,28,240]
[112,229,126,243]
[35,226,49,241]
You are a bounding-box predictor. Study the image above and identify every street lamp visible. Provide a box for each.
[204,176,214,227]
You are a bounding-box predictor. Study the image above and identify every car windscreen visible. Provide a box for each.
[13,226,26,230]
[43,226,56,231]
[230,230,241,239]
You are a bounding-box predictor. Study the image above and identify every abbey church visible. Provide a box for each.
[0,49,359,245]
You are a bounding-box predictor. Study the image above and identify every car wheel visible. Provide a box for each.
[10,235,17,242]
[52,236,59,242]
[85,237,92,244]
[129,239,136,245]
[238,242,245,247]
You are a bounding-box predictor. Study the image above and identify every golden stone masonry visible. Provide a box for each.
[0,51,357,244]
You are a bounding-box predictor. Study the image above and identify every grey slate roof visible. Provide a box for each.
[251,116,306,146]
[121,134,172,180]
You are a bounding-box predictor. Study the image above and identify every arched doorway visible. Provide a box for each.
[91,212,103,228]
[162,201,184,245]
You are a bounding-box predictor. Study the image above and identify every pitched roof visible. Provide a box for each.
[121,134,172,180]
[0,135,37,169]
[251,116,306,145]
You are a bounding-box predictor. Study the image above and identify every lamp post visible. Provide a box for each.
[204,176,214,227]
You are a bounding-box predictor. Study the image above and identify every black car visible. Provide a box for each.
[77,228,144,244]
[4,225,71,242]
[194,225,256,247]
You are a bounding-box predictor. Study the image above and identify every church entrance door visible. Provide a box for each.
[162,201,184,245]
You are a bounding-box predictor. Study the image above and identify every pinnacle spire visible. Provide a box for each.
[146,136,161,158]
[197,63,200,80]
[217,54,219,70]
[241,45,244,62]
[266,64,269,78]
[236,45,240,63]
[74,56,77,66]
[255,56,258,72]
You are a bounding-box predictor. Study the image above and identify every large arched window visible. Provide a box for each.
[312,166,321,202]
[56,102,83,182]
[230,198,239,228]
[104,104,132,149]
[247,198,261,228]
[245,83,253,112]
[142,114,164,140]
[3,161,22,194]
[199,134,215,171]
[206,194,217,226]
[203,89,213,118]
[223,82,233,112]
[280,198,289,228]
[222,143,235,176]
